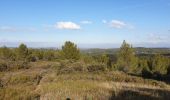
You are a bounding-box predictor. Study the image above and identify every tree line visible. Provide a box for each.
[1,41,170,79]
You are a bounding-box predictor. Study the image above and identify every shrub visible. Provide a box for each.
[26,55,37,62]
[80,54,95,64]
[0,62,8,72]
[87,63,107,72]
[57,61,87,74]
[13,61,30,69]
[43,50,55,61]
[0,46,13,60]
[57,60,107,74]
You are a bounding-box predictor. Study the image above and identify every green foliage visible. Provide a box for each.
[80,54,95,64]
[116,40,138,73]
[96,54,109,64]
[138,59,150,74]
[24,49,36,62]
[152,54,168,74]
[57,60,107,74]
[32,49,44,60]
[1,41,170,79]
[93,54,112,70]
[16,43,29,61]
[43,50,55,61]
[0,46,14,60]
[61,41,80,60]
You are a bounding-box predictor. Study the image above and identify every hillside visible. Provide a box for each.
[1,41,170,100]
[1,61,170,100]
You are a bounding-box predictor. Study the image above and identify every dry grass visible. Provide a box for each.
[1,61,170,100]
[37,80,112,100]
[0,85,39,100]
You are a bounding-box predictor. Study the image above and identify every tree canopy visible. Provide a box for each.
[61,41,80,60]
[117,40,138,72]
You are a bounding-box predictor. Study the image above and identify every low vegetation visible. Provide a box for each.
[0,40,170,100]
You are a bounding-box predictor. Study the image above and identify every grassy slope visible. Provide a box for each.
[0,61,170,100]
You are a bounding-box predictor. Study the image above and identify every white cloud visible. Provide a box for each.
[103,20,134,29]
[0,26,36,32]
[55,21,81,30]
[80,20,92,24]
[110,20,127,29]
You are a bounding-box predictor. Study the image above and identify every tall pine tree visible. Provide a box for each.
[117,40,138,73]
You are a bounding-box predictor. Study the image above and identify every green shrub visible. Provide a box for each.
[43,50,55,61]
[0,46,14,60]
[80,54,95,64]
[152,54,168,74]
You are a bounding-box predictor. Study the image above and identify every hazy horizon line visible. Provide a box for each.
[0,41,170,49]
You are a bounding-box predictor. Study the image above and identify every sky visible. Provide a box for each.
[0,0,170,48]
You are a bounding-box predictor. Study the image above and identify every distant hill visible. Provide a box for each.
[80,48,170,55]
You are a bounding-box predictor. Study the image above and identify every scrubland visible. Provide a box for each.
[1,61,170,100]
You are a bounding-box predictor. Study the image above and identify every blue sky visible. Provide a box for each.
[0,0,170,48]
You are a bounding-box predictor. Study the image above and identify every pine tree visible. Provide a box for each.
[17,43,29,60]
[152,54,168,74]
[117,40,138,73]
[61,41,80,60]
